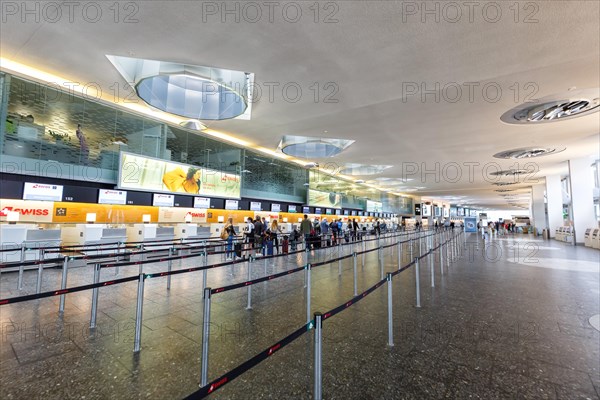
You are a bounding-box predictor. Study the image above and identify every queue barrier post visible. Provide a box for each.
[338,243,342,276]
[429,247,435,288]
[306,264,312,324]
[200,287,212,387]
[439,241,444,276]
[58,256,69,314]
[397,241,402,270]
[202,251,208,292]
[362,239,365,267]
[18,244,25,290]
[379,246,384,280]
[314,312,323,400]
[167,246,173,290]
[386,272,394,347]
[133,273,146,353]
[246,259,253,310]
[264,256,268,276]
[139,244,145,274]
[89,263,101,329]
[353,252,358,296]
[446,238,451,267]
[415,257,421,308]
[35,261,44,295]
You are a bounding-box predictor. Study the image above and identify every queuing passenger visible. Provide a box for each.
[269,220,282,254]
[300,214,312,248]
[352,218,359,241]
[254,217,264,256]
[224,218,236,260]
[244,217,255,256]
[320,218,330,246]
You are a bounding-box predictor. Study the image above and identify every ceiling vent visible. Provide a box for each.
[492,182,518,186]
[493,147,565,159]
[495,189,515,192]
[501,88,599,124]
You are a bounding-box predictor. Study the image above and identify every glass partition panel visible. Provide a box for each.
[241,150,307,203]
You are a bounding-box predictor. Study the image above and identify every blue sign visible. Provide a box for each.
[464,217,477,233]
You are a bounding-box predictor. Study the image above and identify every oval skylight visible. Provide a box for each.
[136,74,247,120]
[278,135,355,159]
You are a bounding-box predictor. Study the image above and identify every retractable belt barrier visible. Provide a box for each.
[0,230,439,305]
[185,231,462,399]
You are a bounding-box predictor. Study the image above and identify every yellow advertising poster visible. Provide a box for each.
[119,152,241,198]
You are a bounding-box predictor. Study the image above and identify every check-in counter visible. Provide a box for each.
[1,224,35,263]
[126,224,158,242]
[210,223,226,238]
[1,225,62,263]
[279,223,293,236]
[174,223,198,239]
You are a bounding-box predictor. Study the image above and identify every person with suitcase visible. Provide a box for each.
[265,233,274,256]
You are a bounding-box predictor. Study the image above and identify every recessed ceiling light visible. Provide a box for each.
[493,147,565,159]
[501,88,600,124]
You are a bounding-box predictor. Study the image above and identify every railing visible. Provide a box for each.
[0,226,464,399]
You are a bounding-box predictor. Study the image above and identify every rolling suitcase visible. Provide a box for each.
[234,242,242,258]
[266,239,274,256]
[282,236,289,254]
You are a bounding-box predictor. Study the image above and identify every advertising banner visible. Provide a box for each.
[308,189,341,208]
[464,217,478,233]
[119,152,241,198]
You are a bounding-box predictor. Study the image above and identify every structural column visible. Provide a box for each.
[530,182,547,237]
[568,157,596,244]
[545,174,563,238]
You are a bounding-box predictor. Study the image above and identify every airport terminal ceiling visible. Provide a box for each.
[1,1,599,209]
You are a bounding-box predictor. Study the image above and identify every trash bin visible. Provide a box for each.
[542,229,549,240]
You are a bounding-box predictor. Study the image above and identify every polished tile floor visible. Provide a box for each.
[1,232,599,399]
